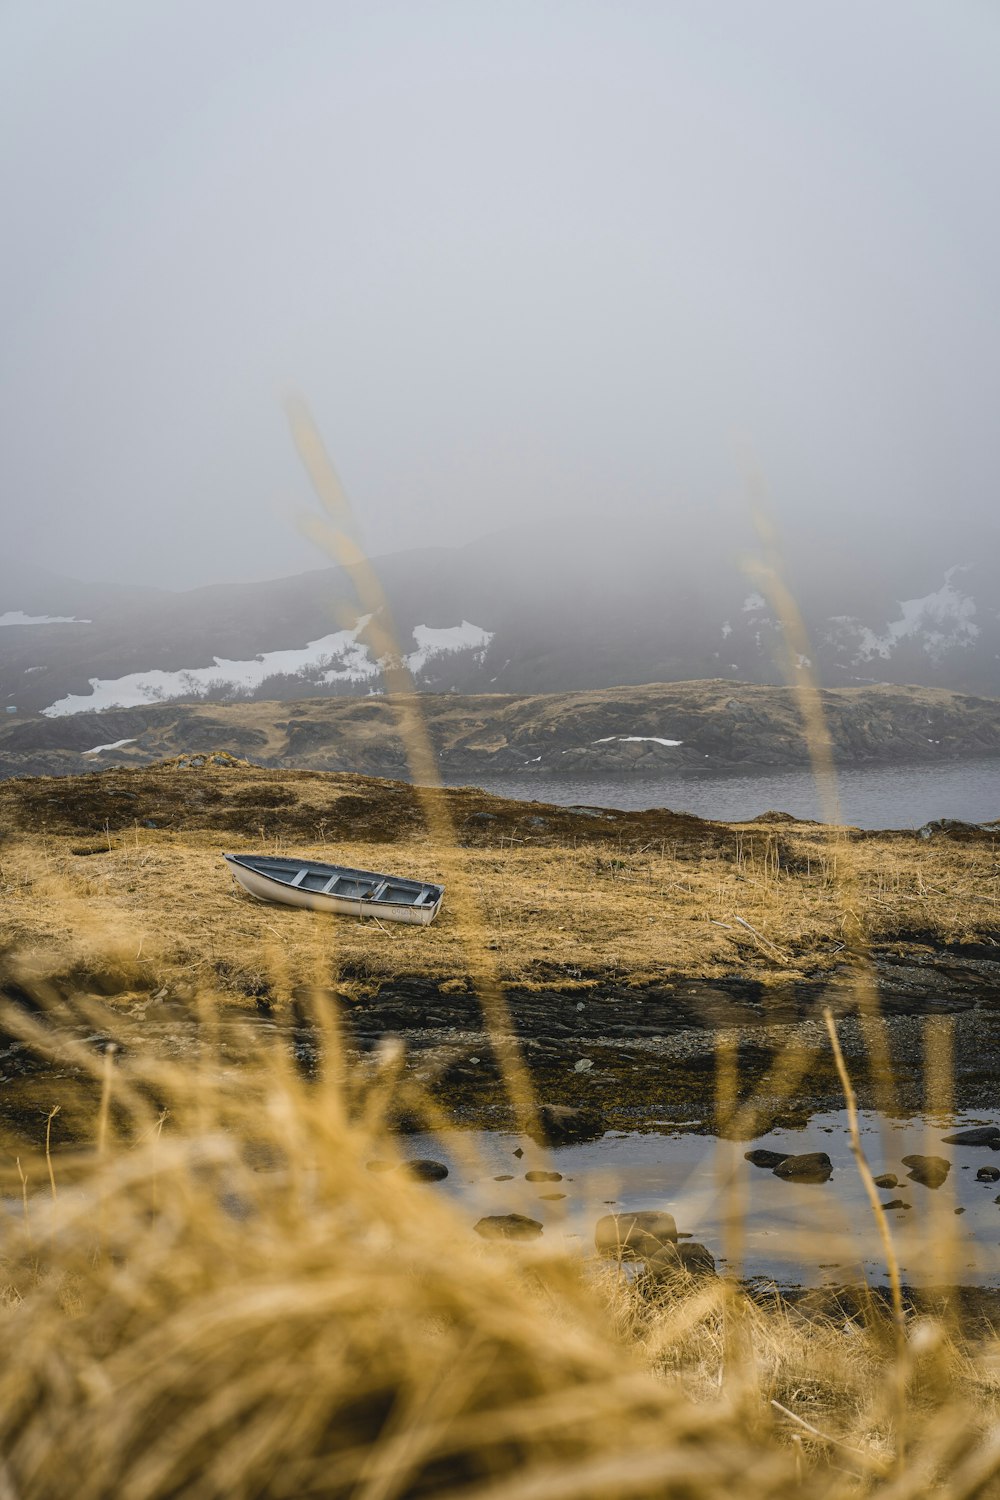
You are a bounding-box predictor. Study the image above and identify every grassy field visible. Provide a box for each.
[0,760,997,1006]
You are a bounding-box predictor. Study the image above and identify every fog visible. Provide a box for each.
[1,1,998,590]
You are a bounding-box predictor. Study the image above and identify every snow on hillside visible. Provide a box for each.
[40,618,495,716]
[827,568,981,665]
[0,611,91,626]
[404,622,493,674]
[593,735,683,747]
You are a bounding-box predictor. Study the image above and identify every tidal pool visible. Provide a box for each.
[403,1110,1000,1287]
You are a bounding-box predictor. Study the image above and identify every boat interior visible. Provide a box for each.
[233,856,439,907]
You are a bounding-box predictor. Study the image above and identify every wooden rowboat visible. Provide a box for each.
[223,852,444,925]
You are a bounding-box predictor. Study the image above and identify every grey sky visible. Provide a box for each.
[1,1,998,589]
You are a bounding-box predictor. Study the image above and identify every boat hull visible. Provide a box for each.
[224,853,443,925]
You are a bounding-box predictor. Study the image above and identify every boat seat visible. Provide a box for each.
[290,868,310,888]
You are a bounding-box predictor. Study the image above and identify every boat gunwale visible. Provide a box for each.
[222,851,444,908]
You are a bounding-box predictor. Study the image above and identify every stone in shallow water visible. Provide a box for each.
[977,1166,1000,1183]
[475,1214,543,1241]
[646,1241,717,1279]
[941,1126,1000,1146]
[772,1152,833,1183]
[874,1173,898,1189]
[525,1169,563,1182]
[406,1158,449,1181]
[902,1154,951,1189]
[745,1149,789,1169]
[595,1211,678,1259]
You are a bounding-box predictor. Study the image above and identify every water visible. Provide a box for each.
[407,1110,1000,1287]
[454,756,1000,829]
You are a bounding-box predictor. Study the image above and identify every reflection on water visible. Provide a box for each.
[408,1110,1000,1287]
[454,756,1000,829]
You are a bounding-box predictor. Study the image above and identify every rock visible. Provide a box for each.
[525,1169,563,1182]
[955,1206,966,1215]
[474,1214,543,1241]
[977,1167,1000,1183]
[647,1241,717,1279]
[513,1147,524,1159]
[493,1174,514,1181]
[528,1103,605,1146]
[405,1158,449,1181]
[902,1154,951,1189]
[540,1192,566,1200]
[595,1211,678,1259]
[772,1152,833,1183]
[745,1149,790,1169]
[873,1173,898,1189]
[941,1126,1000,1146]
[883,1199,911,1210]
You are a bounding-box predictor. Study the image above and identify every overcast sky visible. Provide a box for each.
[1,1,998,589]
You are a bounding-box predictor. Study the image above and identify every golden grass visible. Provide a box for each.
[0,766,996,1007]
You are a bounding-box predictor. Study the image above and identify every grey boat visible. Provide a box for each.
[224,852,444,925]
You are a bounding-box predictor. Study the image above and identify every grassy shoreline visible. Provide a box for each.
[1,761,997,1007]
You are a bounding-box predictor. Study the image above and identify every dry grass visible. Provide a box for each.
[2,989,1000,1498]
[0,764,996,1004]
[3,765,1000,1496]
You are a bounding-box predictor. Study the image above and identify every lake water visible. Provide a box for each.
[453,756,1000,829]
[406,1110,1000,1287]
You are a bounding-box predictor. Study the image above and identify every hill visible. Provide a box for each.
[2,680,1000,782]
[3,522,999,720]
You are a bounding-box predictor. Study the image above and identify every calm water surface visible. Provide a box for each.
[455,757,1000,829]
[408,1110,1000,1287]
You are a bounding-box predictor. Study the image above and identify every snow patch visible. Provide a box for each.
[721,620,732,638]
[84,738,136,756]
[40,616,496,716]
[742,593,766,612]
[592,735,683,748]
[0,611,91,626]
[43,621,380,715]
[404,622,493,674]
[828,568,979,664]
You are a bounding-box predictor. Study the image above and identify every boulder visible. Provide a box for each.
[406,1158,449,1182]
[873,1173,898,1189]
[772,1152,833,1183]
[882,1199,911,1211]
[902,1154,951,1189]
[474,1214,543,1241]
[528,1103,605,1146]
[647,1241,717,1280]
[745,1149,790,1169]
[977,1166,1000,1183]
[595,1210,678,1259]
[941,1126,1000,1146]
